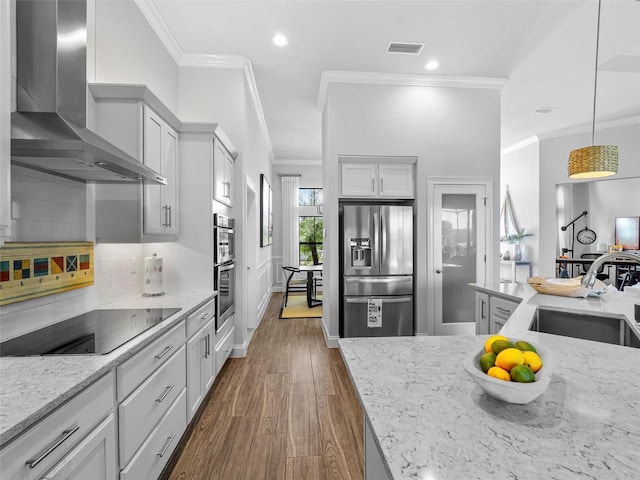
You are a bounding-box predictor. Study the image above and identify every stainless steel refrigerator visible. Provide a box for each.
[340,204,414,337]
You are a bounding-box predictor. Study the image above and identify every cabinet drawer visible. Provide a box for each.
[118,346,186,468]
[0,373,114,480]
[117,320,185,402]
[490,297,519,321]
[120,389,187,480]
[215,326,234,377]
[186,296,215,339]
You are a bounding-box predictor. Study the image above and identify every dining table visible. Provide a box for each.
[298,264,322,308]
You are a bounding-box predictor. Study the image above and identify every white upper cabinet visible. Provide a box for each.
[340,160,414,199]
[143,106,178,235]
[213,137,235,207]
[91,84,181,242]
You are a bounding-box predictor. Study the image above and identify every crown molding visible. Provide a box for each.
[134,0,274,159]
[272,159,323,166]
[501,136,539,156]
[317,70,509,110]
[180,54,248,69]
[134,0,182,63]
[536,115,640,141]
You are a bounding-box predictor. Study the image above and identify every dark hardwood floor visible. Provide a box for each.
[162,293,364,480]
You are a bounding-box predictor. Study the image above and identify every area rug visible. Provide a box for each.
[279,295,323,318]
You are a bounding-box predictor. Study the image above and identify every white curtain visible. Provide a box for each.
[281,176,300,267]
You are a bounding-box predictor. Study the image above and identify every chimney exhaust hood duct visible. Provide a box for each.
[10,0,166,185]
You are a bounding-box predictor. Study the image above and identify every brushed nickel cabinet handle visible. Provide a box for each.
[25,425,79,469]
[200,312,211,321]
[202,336,208,358]
[371,178,375,192]
[155,384,175,403]
[154,345,174,360]
[156,435,176,458]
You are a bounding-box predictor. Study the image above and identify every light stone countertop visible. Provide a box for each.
[0,289,215,448]
[340,288,640,480]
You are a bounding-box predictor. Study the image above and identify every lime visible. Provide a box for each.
[510,364,535,383]
[479,352,497,373]
[514,340,537,353]
[491,339,515,355]
[484,335,509,353]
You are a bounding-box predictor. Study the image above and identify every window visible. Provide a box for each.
[299,216,323,266]
[297,187,323,266]
[298,188,323,207]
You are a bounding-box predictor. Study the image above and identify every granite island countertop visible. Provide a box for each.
[340,287,640,479]
[0,289,215,448]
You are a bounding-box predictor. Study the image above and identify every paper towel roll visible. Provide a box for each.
[143,254,164,296]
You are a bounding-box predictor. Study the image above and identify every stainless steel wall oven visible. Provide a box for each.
[214,214,235,333]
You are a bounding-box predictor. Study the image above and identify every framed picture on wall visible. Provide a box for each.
[260,174,273,247]
[615,217,640,250]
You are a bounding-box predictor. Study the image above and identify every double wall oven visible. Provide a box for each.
[214,214,235,333]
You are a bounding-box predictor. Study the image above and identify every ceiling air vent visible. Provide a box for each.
[386,42,425,55]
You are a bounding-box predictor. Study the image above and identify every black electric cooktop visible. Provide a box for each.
[0,308,181,356]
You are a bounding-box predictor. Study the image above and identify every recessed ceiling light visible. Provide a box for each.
[425,60,440,71]
[273,33,288,47]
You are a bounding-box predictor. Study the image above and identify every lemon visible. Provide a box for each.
[515,340,537,353]
[491,339,515,355]
[484,335,509,353]
[522,351,543,373]
[510,364,535,383]
[479,352,497,373]
[487,366,511,381]
[495,348,524,371]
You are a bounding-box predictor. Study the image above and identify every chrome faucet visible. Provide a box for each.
[581,251,640,288]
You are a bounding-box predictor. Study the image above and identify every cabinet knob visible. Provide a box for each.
[435,269,442,274]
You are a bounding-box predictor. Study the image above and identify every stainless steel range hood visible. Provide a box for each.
[11,0,166,185]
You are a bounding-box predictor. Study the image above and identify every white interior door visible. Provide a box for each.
[245,177,259,328]
[432,183,487,335]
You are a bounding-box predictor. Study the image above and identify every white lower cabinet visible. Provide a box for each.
[0,373,115,480]
[186,317,215,422]
[40,414,117,480]
[364,417,392,480]
[215,324,235,377]
[489,297,519,334]
[475,291,490,335]
[120,390,186,480]
[116,319,187,479]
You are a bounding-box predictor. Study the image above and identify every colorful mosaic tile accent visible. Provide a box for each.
[0,261,9,282]
[13,259,30,279]
[51,256,64,275]
[0,242,94,306]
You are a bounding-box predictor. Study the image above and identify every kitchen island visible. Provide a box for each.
[339,289,640,479]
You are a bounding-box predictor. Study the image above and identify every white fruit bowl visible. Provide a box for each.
[462,343,553,405]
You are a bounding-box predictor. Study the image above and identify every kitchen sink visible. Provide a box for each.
[529,306,640,348]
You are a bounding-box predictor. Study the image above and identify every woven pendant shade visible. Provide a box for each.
[568,145,618,179]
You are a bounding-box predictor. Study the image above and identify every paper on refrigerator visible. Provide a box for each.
[367,298,382,328]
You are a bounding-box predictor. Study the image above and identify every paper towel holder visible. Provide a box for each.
[142,253,165,297]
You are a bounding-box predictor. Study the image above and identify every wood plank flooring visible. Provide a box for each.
[162,293,364,480]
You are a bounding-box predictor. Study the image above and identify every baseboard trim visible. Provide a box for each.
[322,320,340,348]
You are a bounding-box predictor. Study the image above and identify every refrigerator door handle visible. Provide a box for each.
[372,209,379,271]
[344,296,413,304]
[381,209,387,269]
[344,276,412,284]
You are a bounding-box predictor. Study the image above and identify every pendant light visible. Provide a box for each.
[568,0,618,179]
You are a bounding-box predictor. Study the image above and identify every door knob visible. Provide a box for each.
[435,269,442,274]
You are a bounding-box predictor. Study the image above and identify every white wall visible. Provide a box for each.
[94,0,179,113]
[323,82,501,340]
[538,121,640,276]
[500,140,540,274]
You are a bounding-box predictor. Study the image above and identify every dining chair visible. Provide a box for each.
[282,266,307,306]
[579,253,611,282]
